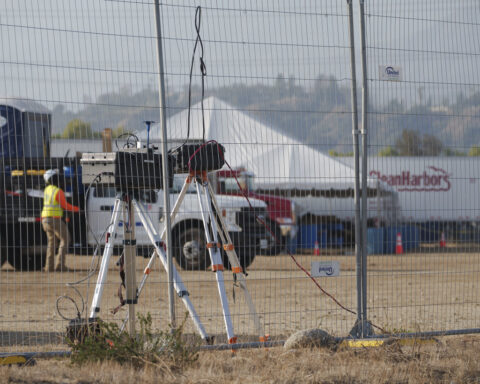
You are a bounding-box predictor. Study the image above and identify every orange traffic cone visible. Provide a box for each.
[395,232,404,255]
[439,231,446,248]
[314,240,320,256]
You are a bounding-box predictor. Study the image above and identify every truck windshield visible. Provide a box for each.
[219,175,254,193]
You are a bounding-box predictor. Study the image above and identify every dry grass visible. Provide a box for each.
[1,335,480,383]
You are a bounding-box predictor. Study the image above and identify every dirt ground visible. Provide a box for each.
[1,249,479,350]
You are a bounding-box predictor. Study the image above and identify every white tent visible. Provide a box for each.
[138,97,399,221]
[139,96,378,191]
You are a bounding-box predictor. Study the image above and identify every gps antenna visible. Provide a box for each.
[144,120,155,148]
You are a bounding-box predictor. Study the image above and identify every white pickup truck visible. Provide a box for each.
[87,181,269,270]
[0,164,270,271]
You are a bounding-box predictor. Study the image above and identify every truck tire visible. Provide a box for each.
[7,250,45,271]
[174,226,211,271]
[222,246,256,271]
[0,233,7,266]
[0,248,6,266]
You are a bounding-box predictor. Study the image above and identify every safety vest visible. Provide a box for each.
[41,185,64,218]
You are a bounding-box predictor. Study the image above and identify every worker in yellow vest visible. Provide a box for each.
[41,169,80,272]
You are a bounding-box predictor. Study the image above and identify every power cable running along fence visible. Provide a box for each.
[0,0,479,353]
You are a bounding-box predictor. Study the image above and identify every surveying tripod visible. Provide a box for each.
[88,171,266,345]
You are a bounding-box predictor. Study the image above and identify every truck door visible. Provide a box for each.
[87,186,118,246]
[86,186,161,248]
[133,189,162,246]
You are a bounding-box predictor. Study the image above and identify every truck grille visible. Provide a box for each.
[236,206,267,231]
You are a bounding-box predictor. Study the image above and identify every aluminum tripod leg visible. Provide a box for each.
[195,179,236,344]
[131,199,210,341]
[160,174,193,240]
[89,198,124,319]
[121,177,191,320]
[206,182,266,341]
[122,197,137,336]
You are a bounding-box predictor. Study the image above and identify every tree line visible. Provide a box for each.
[329,129,480,157]
[51,74,480,156]
[377,130,480,157]
[52,119,130,139]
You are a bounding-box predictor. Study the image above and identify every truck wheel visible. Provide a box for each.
[0,239,6,266]
[7,251,45,271]
[0,249,6,266]
[259,220,284,256]
[223,246,256,271]
[174,227,211,271]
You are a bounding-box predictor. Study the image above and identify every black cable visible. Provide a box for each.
[56,286,83,321]
[182,6,207,148]
[55,172,119,322]
[115,132,139,150]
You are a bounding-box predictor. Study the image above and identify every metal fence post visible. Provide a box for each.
[153,0,176,328]
[359,0,373,337]
[346,0,363,332]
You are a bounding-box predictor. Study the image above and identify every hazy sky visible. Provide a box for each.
[1,0,479,111]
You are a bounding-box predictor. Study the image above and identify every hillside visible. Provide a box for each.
[51,75,480,153]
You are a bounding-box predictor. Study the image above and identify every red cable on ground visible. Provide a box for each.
[188,140,356,316]
[187,141,391,334]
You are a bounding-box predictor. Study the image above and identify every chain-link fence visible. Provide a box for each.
[0,0,479,352]
[358,0,480,335]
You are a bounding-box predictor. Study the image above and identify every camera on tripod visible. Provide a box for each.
[81,148,174,190]
[80,141,226,192]
[169,142,226,173]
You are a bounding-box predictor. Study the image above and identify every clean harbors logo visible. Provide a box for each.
[379,65,402,81]
[369,166,451,192]
[0,115,7,128]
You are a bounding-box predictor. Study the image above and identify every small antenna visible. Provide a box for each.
[144,120,155,148]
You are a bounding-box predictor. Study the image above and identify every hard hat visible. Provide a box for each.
[43,169,59,184]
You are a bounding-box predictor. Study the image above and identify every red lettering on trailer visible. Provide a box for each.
[369,166,451,192]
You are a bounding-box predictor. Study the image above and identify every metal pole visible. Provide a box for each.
[153,0,175,328]
[359,0,370,336]
[346,0,362,327]
[124,197,137,336]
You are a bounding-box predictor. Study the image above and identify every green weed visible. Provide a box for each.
[69,312,200,371]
